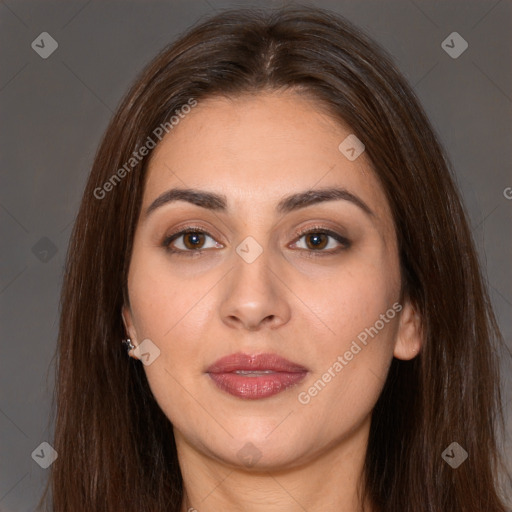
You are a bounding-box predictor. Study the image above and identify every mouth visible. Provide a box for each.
[206,353,308,400]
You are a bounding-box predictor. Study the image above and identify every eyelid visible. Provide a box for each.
[290,224,351,252]
[162,225,222,249]
[162,223,351,255]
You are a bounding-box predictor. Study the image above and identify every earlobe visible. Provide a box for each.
[393,300,423,360]
[121,305,139,359]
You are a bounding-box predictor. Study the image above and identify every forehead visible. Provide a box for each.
[142,91,393,231]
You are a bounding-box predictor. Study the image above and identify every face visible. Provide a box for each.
[122,91,421,471]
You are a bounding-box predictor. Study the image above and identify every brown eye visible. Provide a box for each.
[304,233,329,250]
[292,227,351,255]
[182,232,206,250]
[163,228,222,255]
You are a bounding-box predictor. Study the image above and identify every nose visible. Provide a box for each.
[219,249,291,332]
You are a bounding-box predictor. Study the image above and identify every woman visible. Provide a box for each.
[40,5,510,511]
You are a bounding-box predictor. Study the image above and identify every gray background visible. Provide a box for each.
[1,0,511,510]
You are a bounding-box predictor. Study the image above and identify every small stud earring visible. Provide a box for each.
[122,338,136,356]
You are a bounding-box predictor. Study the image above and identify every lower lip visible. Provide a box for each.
[208,371,308,399]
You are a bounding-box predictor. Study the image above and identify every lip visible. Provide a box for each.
[206,353,308,400]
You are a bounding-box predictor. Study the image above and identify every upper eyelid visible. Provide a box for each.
[166,225,342,240]
[164,225,349,250]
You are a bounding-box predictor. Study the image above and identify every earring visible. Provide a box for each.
[122,338,135,355]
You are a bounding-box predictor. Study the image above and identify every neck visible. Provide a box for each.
[177,414,374,512]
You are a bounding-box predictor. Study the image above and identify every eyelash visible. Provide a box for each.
[162,224,351,258]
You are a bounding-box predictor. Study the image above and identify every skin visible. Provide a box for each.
[122,90,422,512]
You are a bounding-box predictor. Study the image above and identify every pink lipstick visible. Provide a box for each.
[206,353,308,399]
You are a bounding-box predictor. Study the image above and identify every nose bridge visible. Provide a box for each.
[219,235,290,330]
[230,235,277,304]
[235,237,274,292]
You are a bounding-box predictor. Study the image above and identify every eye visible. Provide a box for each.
[291,226,351,255]
[162,225,350,257]
[162,226,223,255]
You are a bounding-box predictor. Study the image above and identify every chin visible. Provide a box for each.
[208,426,314,471]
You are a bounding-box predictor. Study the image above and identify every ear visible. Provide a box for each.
[393,299,423,360]
[122,305,139,359]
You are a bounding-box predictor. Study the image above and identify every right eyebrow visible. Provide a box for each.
[144,186,375,219]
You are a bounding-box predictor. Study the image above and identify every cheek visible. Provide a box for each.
[295,249,400,354]
[126,247,215,384]
[127,245,203,339]
[126,252,212,428]
[291,248,400,415]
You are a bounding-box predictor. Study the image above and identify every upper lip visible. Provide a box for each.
[206,353,308,373]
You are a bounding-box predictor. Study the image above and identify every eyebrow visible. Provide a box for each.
[144,186,375,219]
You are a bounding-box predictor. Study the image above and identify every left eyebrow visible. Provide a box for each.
[143,186,375,219]
[276,187,374,217]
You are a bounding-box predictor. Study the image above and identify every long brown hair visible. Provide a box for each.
[40,6,511,511]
